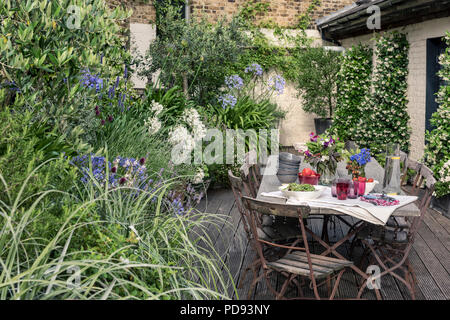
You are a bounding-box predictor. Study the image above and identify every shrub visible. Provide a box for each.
[354,32,410,154]
[424,32,450,197]
[0,0,131,131]
[294,47,342,118]
[330,44,373,141]
[140,5,249,105]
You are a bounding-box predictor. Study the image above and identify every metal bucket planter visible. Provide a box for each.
[314,118,333,135]
[432,194,450,218]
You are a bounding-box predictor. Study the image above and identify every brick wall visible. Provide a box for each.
[107,0,352,27]
[340,17,450,161]
[107,0,156,24]
[192,0,353,27]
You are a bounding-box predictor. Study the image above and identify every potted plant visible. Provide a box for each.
[295,47,342,134]
[346,148,378,194]
[297,132,346,185]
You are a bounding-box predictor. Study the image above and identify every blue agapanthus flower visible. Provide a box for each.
[350,148,371,166]
[268,75,285,95]
[219,93,237,109]
[224,74,244,90]
[244,63,263,77]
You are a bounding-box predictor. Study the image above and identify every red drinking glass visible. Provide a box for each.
[354,181,366,196]
[336,179,350,200]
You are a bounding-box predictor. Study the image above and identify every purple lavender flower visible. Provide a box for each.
[224,75,244,90]
[244,63,263,77]
[218,93,237,109]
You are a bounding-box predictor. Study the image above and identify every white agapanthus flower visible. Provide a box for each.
[183,108,207,140]
[144,116,161,135]
[150,100,164,116]
[168,125,195,152]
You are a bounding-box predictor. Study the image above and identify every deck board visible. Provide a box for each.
[197,189,450,300]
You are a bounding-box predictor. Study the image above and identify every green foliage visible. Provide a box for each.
[424,32,450,197]
[354,32,410,155]
[294,47,342,118]
[141,6,249,105]
[330,44,373,141]
[0,161,235,299]
[0,0,131,126]
[210,96,284,131]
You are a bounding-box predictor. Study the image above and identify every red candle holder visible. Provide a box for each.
[298,173,320,185]
[354,181,366,196]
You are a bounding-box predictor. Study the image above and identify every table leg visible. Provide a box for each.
[305,223,376,300]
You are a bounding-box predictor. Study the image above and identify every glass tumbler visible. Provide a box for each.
[336,179,350,200]
[331,179,337,197]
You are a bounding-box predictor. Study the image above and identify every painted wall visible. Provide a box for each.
[339,17,450,161]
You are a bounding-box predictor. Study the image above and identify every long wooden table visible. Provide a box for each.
[255,155,420,299]
[257,155,420,218]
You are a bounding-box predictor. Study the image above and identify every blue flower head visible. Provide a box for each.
[225,75,244,90]
[244,63,263,77]
[219,93,237,109]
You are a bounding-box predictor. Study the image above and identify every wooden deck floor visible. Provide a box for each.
[196,188,450,300]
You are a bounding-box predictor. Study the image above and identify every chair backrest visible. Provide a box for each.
[241,196,320,287]
[408,164,436,242]
[228,170,253,241]
[401,158,422,192]
[240,150,261,198]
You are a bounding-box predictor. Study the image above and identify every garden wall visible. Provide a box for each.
[106,0,351,148]
[190,0,353,27]
[338,17,450,161]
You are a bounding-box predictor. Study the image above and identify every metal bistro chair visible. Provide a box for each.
[349,158,423,258]
[228,171,301,299]
[239,149,261,198]
[242,196,354,300]
[356,164,436,300]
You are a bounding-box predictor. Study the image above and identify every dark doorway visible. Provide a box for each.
[426,37,447,134]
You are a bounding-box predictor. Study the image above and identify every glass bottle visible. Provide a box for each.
[382,143,402,195]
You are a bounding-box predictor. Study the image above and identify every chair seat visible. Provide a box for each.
[386,217,410,229]
[267,251,353,279]
[258,216,300,242]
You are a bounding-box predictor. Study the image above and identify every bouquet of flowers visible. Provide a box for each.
[346,148,371,178]
[297,133,346,183]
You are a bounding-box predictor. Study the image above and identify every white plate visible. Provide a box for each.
[279,184,326,201]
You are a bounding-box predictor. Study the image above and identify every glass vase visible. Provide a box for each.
[318,166,335,186]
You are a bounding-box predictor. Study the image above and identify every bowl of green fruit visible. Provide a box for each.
[279,183,326,201]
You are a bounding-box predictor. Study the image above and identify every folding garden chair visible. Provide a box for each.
[228,171,301,299]
[355,164,436,300]
[242,196,354,300]
[239,149,262,198]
